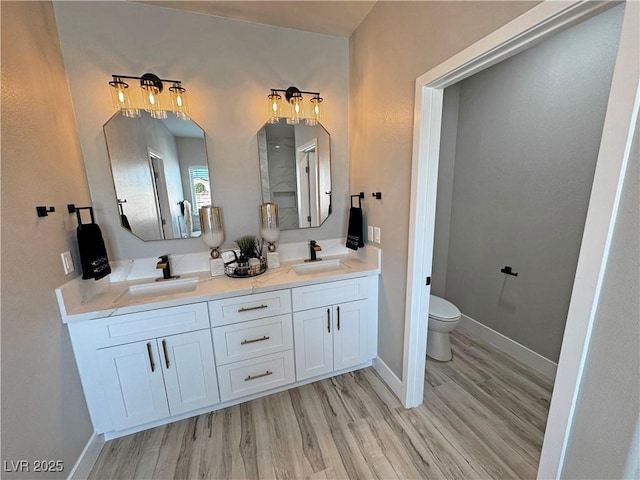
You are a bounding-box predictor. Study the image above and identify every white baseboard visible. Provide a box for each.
[372,356,403,400]
[458,314,558,380]
[67,431,104,480]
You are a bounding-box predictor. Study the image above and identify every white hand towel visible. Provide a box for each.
[183,199,193,236]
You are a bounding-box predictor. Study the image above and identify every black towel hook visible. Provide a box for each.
[36,206,56,217]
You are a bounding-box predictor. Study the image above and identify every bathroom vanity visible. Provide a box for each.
[56,247,380,439]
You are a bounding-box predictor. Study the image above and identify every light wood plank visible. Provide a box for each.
[89,330,553,480]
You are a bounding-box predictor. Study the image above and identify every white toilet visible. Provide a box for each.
[427,295,462,361]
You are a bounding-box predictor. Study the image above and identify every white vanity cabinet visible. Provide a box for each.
[292,277,376,381]
[97,329,219,431]
[61,255,380,439]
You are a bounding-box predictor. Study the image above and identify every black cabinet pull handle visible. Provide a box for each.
[337,306,341,331]
[162,339,170,369]
[327,308,331,333]
[146,342,155,372]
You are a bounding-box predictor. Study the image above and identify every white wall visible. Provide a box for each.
[53,1,348,260]
[349,0,540,377]
[1,2,94,477]
[562,120,639,478]
[436,6,624,362]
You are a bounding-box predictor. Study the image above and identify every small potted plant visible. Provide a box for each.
[235,235,259,263]
[229,235,264,277]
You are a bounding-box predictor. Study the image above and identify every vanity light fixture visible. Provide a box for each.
[109,73,190,120]
[267,87,323,126]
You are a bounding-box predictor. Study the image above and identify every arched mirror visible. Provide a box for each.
[104,111,211,241]
[257,119,331,229]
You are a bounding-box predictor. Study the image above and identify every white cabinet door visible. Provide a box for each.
[333,300,369,371]
[159,330,220,415]
[97,341,170,431]
[293,307,333,381]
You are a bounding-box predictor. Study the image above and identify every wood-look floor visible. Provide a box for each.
[89,330,554,479]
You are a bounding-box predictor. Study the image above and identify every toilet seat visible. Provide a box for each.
[429,295,461,322]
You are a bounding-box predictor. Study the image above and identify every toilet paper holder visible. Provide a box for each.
[500,265,518,277]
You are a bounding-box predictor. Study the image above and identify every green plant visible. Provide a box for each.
[235,235,258,260]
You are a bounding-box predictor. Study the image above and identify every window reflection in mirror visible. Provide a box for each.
[257,119,331,229]
[103,111,211,241]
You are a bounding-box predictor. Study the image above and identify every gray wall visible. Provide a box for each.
[53,1,349,260]
[562,121,639,479]
[1,2,94,477]
[349,0,540,378]
[431,84,460,298]
[436,6,624,362]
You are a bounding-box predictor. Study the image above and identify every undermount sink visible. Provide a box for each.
[291,258,349,276]
[114,277,199,303]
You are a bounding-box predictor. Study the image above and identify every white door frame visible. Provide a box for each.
[402,1,639,479]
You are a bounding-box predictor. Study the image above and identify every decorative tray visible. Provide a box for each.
[224,256,267,278]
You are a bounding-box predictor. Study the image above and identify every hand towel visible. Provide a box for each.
[346,206,364,250]
[77,223,111,280]
[183,199,193,237]
[120,213,131,231]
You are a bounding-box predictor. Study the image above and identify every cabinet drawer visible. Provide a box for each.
[212,314,293,366]
[292,277,369,312]
[217,350,295,402]
[90,303,210,348]
[208,289,291,326]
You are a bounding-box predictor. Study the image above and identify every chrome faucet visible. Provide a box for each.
[306,240,323,262]
[156,255,179,281]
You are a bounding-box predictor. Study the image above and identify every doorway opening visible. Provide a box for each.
[148,150,169,240]
[401,2,638,478]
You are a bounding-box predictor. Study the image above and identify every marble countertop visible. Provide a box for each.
[56,247,380,323]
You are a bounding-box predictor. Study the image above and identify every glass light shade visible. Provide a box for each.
[169,83,189,120]
[199,206,224,258]
[109,78,140,118]
[287,94,303,125]
[149,108,168,119]
[306,95,322,126]
[267,91,282,124]
[259,203,280,250]
[142,84,165,116]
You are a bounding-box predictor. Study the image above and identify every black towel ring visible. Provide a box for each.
[68,204,95,227]
[350,192,364,209]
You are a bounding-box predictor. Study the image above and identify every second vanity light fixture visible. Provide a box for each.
[109,73,189,120]
[268,86,323,126]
